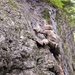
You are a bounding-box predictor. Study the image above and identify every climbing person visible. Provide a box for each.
[33,22,64,75]
[33,23,59,49]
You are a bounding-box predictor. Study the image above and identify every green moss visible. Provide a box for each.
[73,32,75,42]
[72,71,75,75]
[8,0,18,8]
[40,0,50,3]
[0,7,3,10]
[73,56,75,63]
[41,8,51,24]
[57,25,61,35]
[40,0,65,8]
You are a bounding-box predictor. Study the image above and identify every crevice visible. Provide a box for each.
[36,41,45,48]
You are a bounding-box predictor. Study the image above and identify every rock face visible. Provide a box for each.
[56,11,75,75]
[0,0,75,75]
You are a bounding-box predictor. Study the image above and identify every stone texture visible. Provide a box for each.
[0,0,74,75]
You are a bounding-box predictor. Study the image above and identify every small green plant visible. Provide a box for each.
[72,56,75,63]
[41,0,68,8]
[73,32,75,42]
[72,71,75,75]
[41,0,50,3]
[8,0,18,8]
[41,8,51,24]
[57,25,61,35]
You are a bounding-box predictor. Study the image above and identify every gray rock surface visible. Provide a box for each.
[0,0,59,75]
[0,0,75,75]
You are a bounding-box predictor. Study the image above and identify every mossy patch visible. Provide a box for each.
[72,71,75,75]
[41,8,51,24]
[72,56,75,63]
[0,7,3,10]
[40,0,50,3]
[57,25,61,35]
[73,32,75,42]
[8,0,18,8]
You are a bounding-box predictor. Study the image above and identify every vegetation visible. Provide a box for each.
[41,0,69,8]
[63,1,75,27]
[72,56,75,63]
[73,32,75,42]
[41,0,75,41]
[41,8,51,24]
[41,0,74,25]
[8,0,18,8]
[49,0,68,8]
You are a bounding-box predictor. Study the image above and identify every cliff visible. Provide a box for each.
[0,0,75,75]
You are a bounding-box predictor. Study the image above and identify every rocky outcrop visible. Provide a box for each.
[0,0,75,75]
